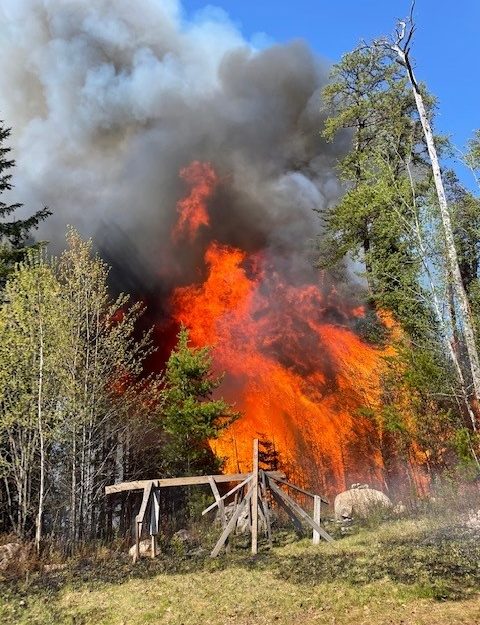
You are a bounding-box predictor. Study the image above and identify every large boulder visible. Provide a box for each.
[129,538,153,562]
[0,542,23,572]
[334,484,392,521]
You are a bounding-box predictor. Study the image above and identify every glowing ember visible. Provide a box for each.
[173,161,218,241]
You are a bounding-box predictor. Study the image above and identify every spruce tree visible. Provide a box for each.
[0,122,50,286]
[161,326,239,476]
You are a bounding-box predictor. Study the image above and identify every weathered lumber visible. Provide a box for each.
[312,495,321,545]
[251,439,259,555]
[259,471,272,546]
[136,481,153,536]
[201,475,253,516]
[134,481,153,561]
[208,477,226,527]
[211,486,253,557]
[269,485,304,533]
[106,471,285,495]
[268,478,334,543]
[269,475,329,505]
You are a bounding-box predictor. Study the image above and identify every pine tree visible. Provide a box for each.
[0,122,50,286]
[320,46,433,339]
[161,326,239,476]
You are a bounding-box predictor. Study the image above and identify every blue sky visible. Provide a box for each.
[183,0,480,189]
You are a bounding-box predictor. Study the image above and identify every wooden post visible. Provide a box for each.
[211,487,253,557]
[251,438,259,555]
[260,470,273,547]
[312,495,321,545]
[150,487,161,558]
[135,519,140,563]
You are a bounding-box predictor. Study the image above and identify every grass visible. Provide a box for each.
[1,514,480,625]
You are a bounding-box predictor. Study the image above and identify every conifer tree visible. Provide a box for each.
[161,326,239,475]
[0,122,50,286]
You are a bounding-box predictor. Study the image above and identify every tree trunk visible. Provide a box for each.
[35,308,45,552]
[396,46,480,430]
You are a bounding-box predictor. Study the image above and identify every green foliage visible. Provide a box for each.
[319,47,435,340]
[0,123,50,287]
[0,230,162,541]
[0,251,69,533]
[160,326,239,475]
[466,129,480,173]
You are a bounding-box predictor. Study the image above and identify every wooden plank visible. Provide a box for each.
[259,471,272,546]
[149,488,160,536]
[211,486,253,557]
[312,495,321,545]
[269,476,329,505]
[208,477,226,527]
[251,439,259,555]
[136,481,153,538]
[202,475,253,516]
[268,478,333,543]
[106,471,285,495]
[270,485,304,533]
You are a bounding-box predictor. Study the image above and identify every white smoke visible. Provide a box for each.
[0,0,344,289]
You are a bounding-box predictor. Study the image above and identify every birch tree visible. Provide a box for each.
[57,228,161,541]
[0,252,68,546]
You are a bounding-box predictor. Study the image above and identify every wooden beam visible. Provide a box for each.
[251,439,259,555]
[259,471,272,546]
[136,481,153,537]
[202,475,253,516]
[269,475,329,505]
[269,485,303,533]
[211,486,253,557]
[268,478,333,543]
[106,471,285,495]
[312,495,321,545]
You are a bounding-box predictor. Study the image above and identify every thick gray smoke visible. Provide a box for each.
[0,0,345,292]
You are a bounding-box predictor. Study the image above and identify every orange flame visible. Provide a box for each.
[172,161,217,241]
[172,241,391,493]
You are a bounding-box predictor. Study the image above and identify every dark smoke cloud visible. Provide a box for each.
[0,0,346,292]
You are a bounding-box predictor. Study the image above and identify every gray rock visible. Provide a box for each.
[0,542,22,572]
[128,538,153,562]
[334,486,392,520]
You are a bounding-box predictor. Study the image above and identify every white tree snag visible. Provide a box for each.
[386,14,480,429]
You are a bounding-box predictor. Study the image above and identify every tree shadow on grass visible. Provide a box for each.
[2,525,479,607]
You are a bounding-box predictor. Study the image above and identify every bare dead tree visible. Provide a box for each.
[372,2,480,430]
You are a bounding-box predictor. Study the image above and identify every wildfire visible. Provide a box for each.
[172,161,218,241]
[168,161,392,494]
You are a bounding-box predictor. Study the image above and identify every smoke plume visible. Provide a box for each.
[0,0,345,291]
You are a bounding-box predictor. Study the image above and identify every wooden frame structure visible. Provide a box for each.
[105,439,333,560]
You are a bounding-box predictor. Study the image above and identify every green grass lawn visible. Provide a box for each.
[1,516,479,625]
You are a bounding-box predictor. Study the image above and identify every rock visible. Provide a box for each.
[0,542,22,572]
[465,509,480,531]
[172,529,192,544]
[128,538,153,562]
[43,563,67,573]
[334,486,393,521]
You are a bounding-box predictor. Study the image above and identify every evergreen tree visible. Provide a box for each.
[0,122,50,286]
[161,326,239,476]
[0,122,51,287]
[319,46,433,339]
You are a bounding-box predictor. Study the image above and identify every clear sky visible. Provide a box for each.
[182,0,480,188]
